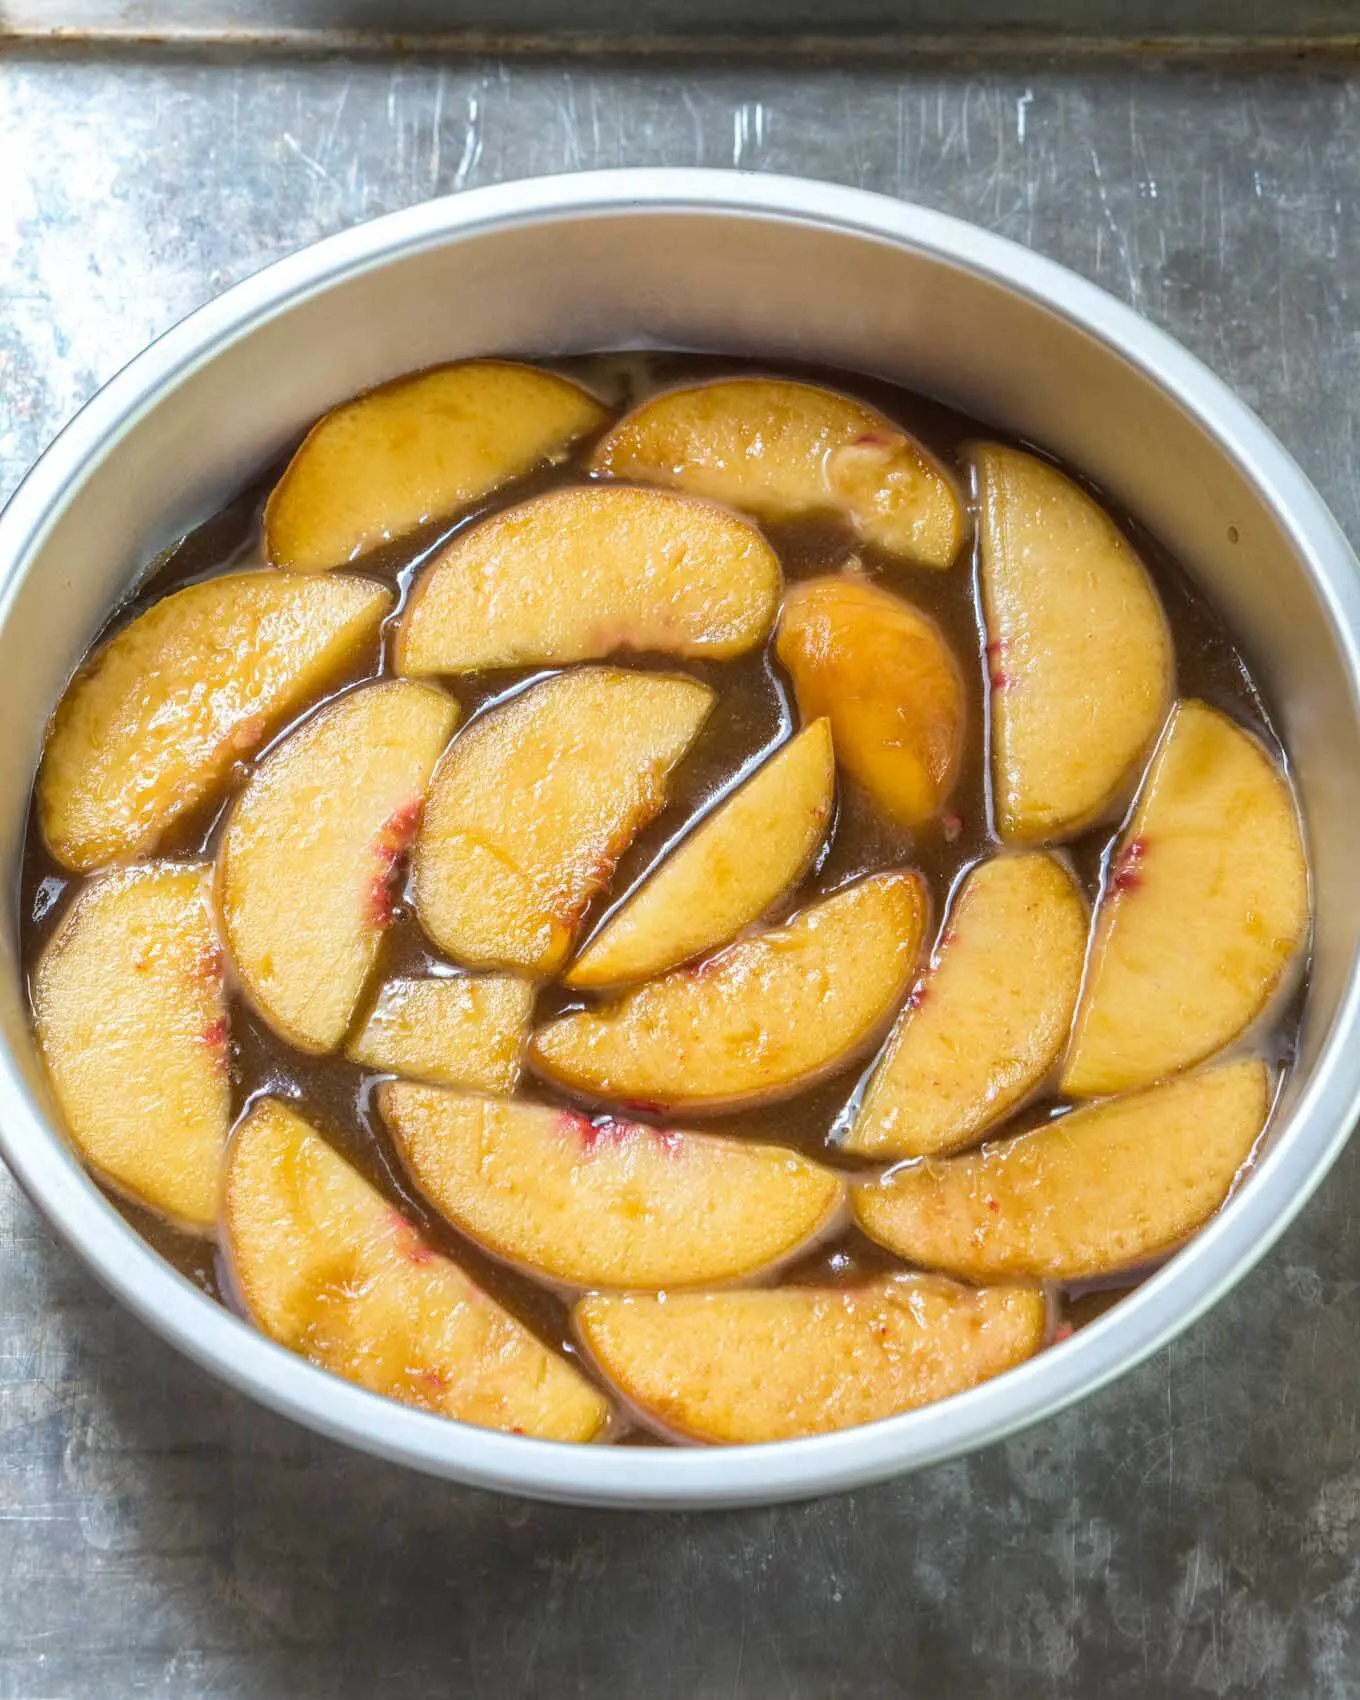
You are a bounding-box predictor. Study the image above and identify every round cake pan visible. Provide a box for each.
[1,169,1357,1508]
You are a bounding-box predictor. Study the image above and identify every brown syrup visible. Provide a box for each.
[16,353,1305,1437]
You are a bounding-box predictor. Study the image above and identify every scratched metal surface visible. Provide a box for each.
[1,50,1359,1700]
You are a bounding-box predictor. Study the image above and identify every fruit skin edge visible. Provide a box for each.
[531,873,931,1116]
[570,1277,1057,1447]
[215,1104,613,1444]
[853,1059,1275,1286]
[400,1188,855,1306]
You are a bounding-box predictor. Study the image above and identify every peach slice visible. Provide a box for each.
[971,442,1174,843]
[531,872,927,1112]
[33,864,229,1232]
[347,974,534,1093]
[412,667,713,977]
[223,1098,608,1440]
[218,680,458,1053]
[265,361,606,572]
[396,485,780,674]
[853,1059,1271,1283]
[591,377,965,568]
[844,853,1088,1158]
[575,1274,1045,1444]
[565,719,835,990]
[381,1084,845,1290]
[37,571,391,871]
[775,575,965,830]
[1062,700,1308,1097]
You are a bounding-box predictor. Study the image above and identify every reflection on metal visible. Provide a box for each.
[2,0,1360,48]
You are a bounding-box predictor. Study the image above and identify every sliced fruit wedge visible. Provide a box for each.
[844,852,1088,1158]
[853,1059,1271,1283]
[33,864,229,1232]
[412,667,714,977]
[531,871,927,1113]
[565,719,835,990]
[380,1083,845,1289]
[265,360,606,572]
[971,442,1174,843]
[218,680,458,1053]
[775,575,965,831]
[38,571,391,871]
[347,974,534,1093]
[1062,699,1309,1096]
[591,376,965,568]
[396,485,781,674]
[575,1274,1045,1444]
[223,1098,608,1440]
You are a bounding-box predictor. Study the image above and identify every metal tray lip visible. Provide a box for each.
[3,168,1358,1509]
[5,0,1360,58]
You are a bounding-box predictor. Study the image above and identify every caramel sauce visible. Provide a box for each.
[17,353,1305,1436]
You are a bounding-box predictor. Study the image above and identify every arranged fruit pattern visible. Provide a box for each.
[532,872,928,1111]
[218,680,459,1053]
[33,864,229,1232]
[397,484,780,673]
[38,571,391,871]
[564,717,835,990]
[265,361,606,572]
[224,1098,608,1440]
[853,1060,1271,1282]
[776,575,965,832]
[591,375,966,569]
[412,666,713,976]
[381,1084,845,1290]
[1061,700,1308,1097]
[844,852,1088,1159]
[347,973,535,1093]
[972,443,1175,843]
[577,1275,1046,1444]
[25,355,1309,1450]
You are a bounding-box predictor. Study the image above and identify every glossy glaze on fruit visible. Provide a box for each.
[21,352,1308,1446]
